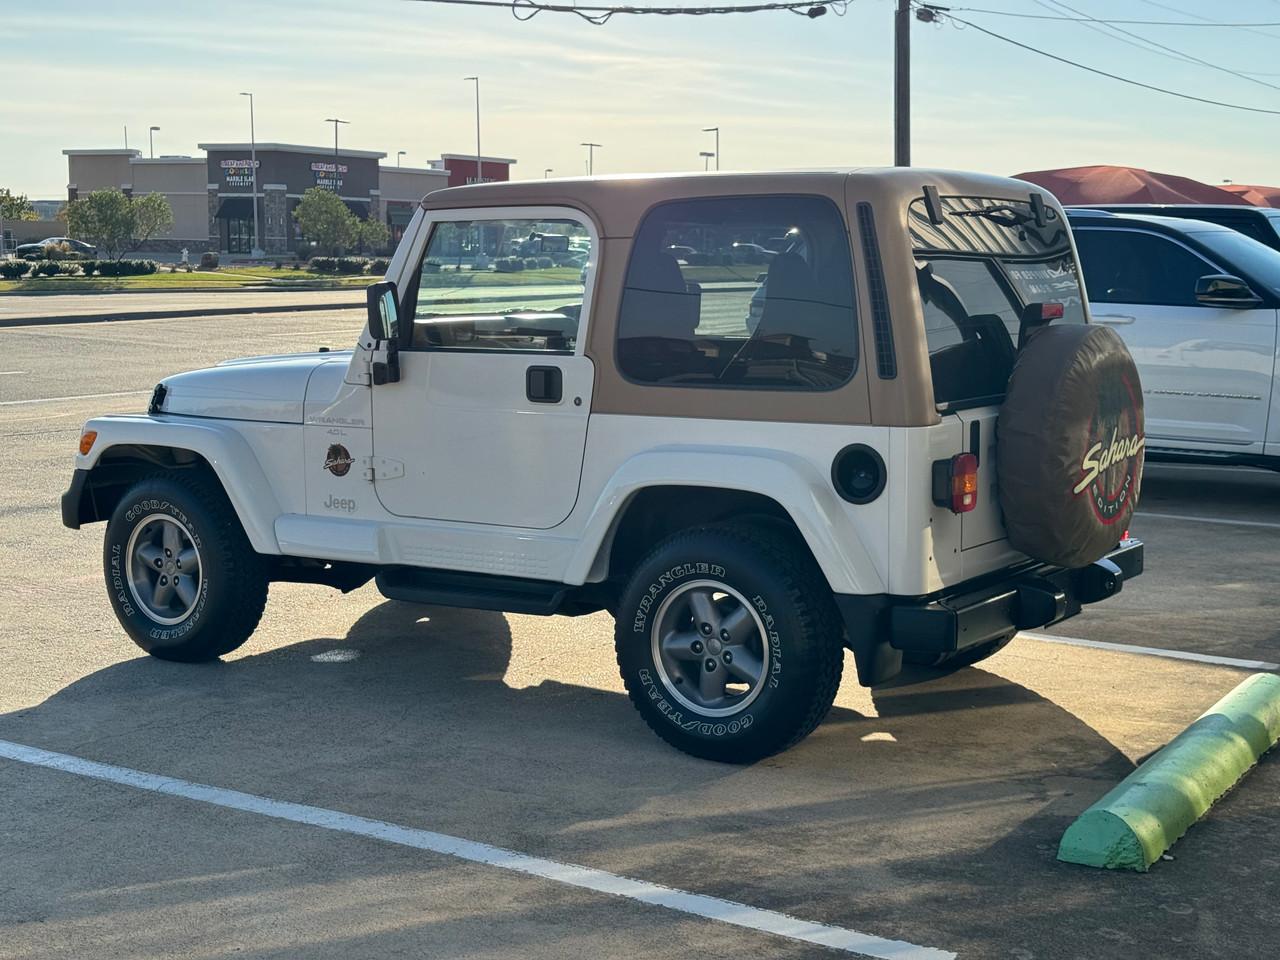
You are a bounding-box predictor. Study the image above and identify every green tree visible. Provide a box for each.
[0,189,40,222]
[64,188,173,259]
[356,214,389,253]
[293,187,357,254]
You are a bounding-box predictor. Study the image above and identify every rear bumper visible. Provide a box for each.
[836,538,1144,685]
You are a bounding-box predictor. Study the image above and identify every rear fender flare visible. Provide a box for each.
[568,449,887,595]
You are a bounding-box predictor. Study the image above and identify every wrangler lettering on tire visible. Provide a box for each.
[615,523,843,763]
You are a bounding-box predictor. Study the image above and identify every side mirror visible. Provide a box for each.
[1195,274,1262,309]
[366,280,401,341]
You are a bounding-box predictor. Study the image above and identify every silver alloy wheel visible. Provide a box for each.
[125,513,202,625]
[651,579,770,717]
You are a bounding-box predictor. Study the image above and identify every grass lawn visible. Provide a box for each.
[0,267,372,293]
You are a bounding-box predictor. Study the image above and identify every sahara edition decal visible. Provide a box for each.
[1072,374,1144,522]
[324,444,355,477]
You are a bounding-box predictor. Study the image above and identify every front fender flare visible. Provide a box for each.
[74,415,286,555]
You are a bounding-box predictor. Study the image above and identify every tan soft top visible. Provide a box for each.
[417,168,1059,239]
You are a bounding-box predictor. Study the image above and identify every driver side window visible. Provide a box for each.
[407,216,592,354]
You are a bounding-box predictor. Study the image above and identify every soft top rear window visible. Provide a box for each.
[909,195,1086,411]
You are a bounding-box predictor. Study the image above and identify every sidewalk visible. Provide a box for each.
[0,288,362,327]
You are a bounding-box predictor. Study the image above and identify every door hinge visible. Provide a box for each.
[361,457,404,481]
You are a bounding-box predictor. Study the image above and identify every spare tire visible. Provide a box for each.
[997,323,1144,568]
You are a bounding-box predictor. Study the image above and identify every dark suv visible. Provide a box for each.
[1069,204,1280,253]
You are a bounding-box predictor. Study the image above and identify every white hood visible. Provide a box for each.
[156,353,352,423]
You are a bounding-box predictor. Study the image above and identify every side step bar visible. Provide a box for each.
[376,566,571,616]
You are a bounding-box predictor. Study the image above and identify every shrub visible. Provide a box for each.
[199,251,219,270]
[79,259,99,276]
[422,258,441,274]
[59,261,82,276]
[33,260,62,277]
[494,257,524,273]
[534,256,554,270]
[308,256,338,274]
[336,257,366,275]
[0,260,29,280]
[296,242,316,261]
[367,258,390,275]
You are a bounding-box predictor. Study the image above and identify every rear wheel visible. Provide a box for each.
[103,473,268,662]
[615,523,844,763]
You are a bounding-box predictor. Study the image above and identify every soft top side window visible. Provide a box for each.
[405,215,592,354]
[616,195,858,390]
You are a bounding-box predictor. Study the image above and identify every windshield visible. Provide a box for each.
[909,195,1086,410]
[1191,228,1280,295]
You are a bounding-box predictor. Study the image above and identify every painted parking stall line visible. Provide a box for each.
[1136,510,1280,531]
[0,390,149,407]
[0,739,954,960]
[1020,632,1280,671]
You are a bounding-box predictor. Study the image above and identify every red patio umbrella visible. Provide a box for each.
[1221,183,1280,208]
[1010,165,1252,206]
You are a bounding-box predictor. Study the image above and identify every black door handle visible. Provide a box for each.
[526,365,563,403]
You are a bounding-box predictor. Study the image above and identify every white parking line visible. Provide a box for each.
[1136,511,1280,530]
[0,739,953,960]
[1019,632,1280,671]
[0,390,149,407]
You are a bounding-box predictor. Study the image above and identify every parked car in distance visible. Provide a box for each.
[1068,209,1280,470]
[15,237,97,258]
[1070,204,1280,253]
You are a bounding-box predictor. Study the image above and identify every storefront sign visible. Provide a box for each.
[312,161,348,189]
[220,159,260,187]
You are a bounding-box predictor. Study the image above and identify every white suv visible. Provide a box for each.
[64,170,1145,762]
[1069,209,1280,471]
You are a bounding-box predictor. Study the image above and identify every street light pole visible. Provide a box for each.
[702,127,719,170]
[699,151,715,171]
[894,0,910,166]
[324,118,349,192]
[239,92,262,258]
[463,77,482,184]
[149,126,160,159]
[580,142,601,176]
[544,168,553,178]
[397,151,406,167]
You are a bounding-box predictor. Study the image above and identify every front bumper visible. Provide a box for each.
[836,538,1144,684]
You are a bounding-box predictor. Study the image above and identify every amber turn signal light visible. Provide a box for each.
[950,453,979,513]
[79,430,97,455]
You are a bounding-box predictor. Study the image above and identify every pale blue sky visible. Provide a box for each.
[5,0,1280,198]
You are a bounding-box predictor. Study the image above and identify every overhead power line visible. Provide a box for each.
[943,7,1280,27]
[403,0,846,23]
[935,11,1280,117]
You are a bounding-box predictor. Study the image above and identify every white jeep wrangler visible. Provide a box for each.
[63,169,1145,762]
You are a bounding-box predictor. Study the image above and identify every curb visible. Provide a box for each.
[0,300,359,329]
[1058,672,1280,871]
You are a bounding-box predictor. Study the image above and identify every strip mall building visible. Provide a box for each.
[62,145,515,256]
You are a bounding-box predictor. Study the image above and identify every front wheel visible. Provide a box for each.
[615,523,844,763]
[103,472,268,662]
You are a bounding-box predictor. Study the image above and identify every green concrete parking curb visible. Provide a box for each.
[1058,672,1280,872]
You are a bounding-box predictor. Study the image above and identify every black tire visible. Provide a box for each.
[615,523,844,763]
[103,472,268,662]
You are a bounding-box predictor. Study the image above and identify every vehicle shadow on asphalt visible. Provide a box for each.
[3,599,1274,960]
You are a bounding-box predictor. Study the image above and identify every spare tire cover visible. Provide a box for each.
[997,323,1144,568]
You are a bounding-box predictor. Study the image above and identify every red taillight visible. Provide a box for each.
[951,452,979,513]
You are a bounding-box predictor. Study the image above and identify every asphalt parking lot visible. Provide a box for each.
[1,301,1277,960]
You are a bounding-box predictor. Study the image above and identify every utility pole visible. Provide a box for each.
[580,142,601,176]
[894,0,910,167]
[240,93,262,258]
